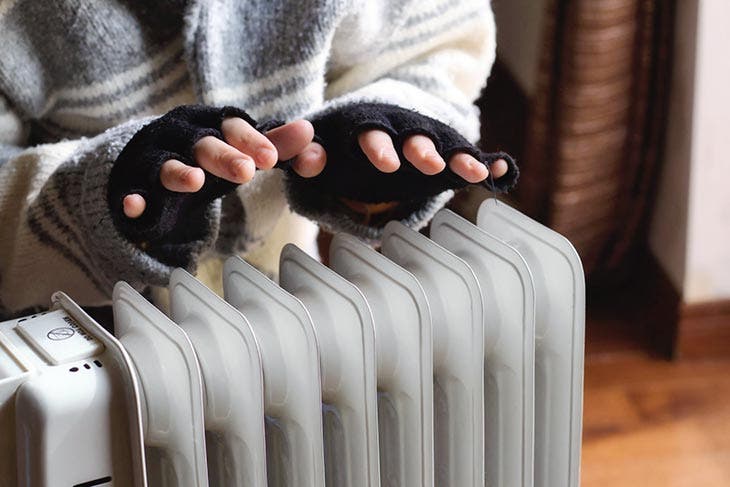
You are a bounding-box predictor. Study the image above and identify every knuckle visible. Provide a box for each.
[233,129,256,148]
[214,148,236,166]
[226,121,266,150]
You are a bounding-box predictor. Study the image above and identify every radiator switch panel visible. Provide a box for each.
[17,310,103,365]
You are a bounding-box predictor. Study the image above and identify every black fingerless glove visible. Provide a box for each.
[108,104,271,266]
[285,102,519,204]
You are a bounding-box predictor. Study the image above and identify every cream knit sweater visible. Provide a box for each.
[0,0,497,315]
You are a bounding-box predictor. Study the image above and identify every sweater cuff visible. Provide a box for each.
[53,120,220,292]
[82,157,221,287]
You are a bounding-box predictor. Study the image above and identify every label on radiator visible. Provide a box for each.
[16,310,103,365]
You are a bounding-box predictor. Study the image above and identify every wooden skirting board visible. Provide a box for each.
[677,300,730,359]
[640,251,730,360]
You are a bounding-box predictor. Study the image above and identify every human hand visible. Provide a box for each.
[287,102,519,205]
[123,116,320,218]
[284,130,508,184]
[357,131,508,181]
[109,104,337,252]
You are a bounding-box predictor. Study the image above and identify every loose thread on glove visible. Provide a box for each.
[488,166,499,206]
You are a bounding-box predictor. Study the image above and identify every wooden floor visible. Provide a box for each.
[581,295,730,486]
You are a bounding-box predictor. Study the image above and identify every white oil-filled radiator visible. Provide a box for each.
[0,200,585,487]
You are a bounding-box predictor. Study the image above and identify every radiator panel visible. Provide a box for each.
[113,282,208,487]
[279,244,380,487]
[223,256,325,487]
[330,233,434,487]
[381,221,485,487]
[168,269,267,487]
[0,292,147,487]
[431,209,536,487]
[477,199,585,487]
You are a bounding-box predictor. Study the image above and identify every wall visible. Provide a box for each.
[491,0,547,96]
[681,0,730,303]
[647,0,698,296]
[650,0,730,304]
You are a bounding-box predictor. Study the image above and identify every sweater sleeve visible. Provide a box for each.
[284,0,498,242]
[0,96,218,315]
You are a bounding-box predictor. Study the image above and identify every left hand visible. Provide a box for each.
[289,130,509,182]
[122,117,316,218]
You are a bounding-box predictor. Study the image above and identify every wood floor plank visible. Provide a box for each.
[582,355,730,486]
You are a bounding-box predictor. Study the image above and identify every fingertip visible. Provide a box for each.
[266,119,316,161]
[182,166,205,191]
[359,130,401,173]
[123,194,146,219]
[217,121,276,172]
[292,143,326,177]
[419,151,446,175]
[291,119,314,141]
[471,161,489,182]
[449,154,488,183]
[161,159,206,192]
[255,146,278,170]
[402,134,444,175]
[491,158,509,179]
[229,158,256,183]
[375,147,401,173]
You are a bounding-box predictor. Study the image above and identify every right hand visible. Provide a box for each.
[284,102,519,206]
[123,117,325,218]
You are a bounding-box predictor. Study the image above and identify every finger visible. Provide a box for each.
[402,135,446,175]
[292,142,326,178]
[358,130,400,173]
[448,153,488,183]
[222,117,278,169]
[123,194,146,218]
[265,119,315,161]
[193,135,255,184]
[490,158,509,178]
[160,159,205,192]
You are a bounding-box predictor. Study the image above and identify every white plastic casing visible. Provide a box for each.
[0,292,146,487]
[478,199,585,487]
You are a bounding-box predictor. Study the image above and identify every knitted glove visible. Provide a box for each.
[107,104,273,266]
[284,102,519,204]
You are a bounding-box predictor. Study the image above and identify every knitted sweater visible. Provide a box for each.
[0,0,498,314]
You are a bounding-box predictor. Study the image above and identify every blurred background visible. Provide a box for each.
[459,0,729,484]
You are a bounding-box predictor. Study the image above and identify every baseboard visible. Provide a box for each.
[641,251,730,360]
[677,300,730,359]
[637,251,681,359]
